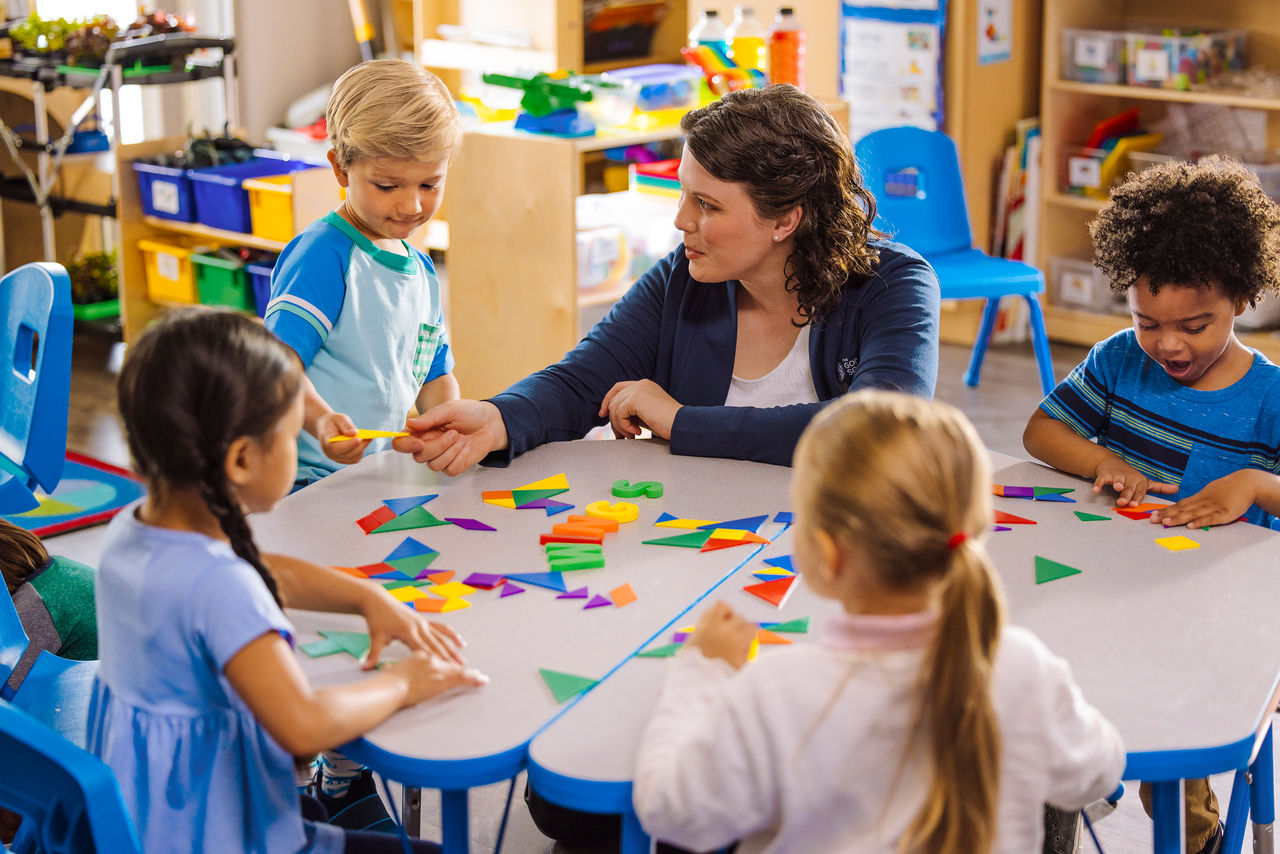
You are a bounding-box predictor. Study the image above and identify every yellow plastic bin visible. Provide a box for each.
[138,238,198,303]
[245,174,296,243]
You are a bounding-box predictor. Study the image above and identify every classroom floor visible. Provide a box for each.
[63,329,1271,854]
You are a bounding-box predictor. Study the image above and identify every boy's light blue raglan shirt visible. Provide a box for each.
[265,211,453,483]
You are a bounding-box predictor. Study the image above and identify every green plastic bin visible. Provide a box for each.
[192,251,252,312]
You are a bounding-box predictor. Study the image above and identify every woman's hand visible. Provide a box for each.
[1093,456,1178,507]
[599,380,682,440]
[396,400,508,476]
[359,585,467,669]
[1149,469,1261,529]
[317,411,370,465]
[686,601,756,670]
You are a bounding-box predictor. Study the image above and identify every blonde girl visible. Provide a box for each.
[633,390,1124,853]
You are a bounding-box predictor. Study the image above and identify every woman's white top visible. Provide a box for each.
[633,611,1125,854]
[724,324,819,408]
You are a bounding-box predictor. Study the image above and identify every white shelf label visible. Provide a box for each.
[151,181,181,215]
[1068,155,1102,189]
[157,252,180,282]
[1134,48,1170,82]
[1074,36,1107,69]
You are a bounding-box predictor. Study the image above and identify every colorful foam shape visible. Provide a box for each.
[539,668,598,704]
[330,428,409,441]
[429,581,477,599]
[611,479,664,499]
[519,473,570,492]
[1116,509,1153,520]
[413,598,447,613]
[610,583,637,607]
[540,533,604,545]
[992,525,1012,532]
[752,568,794,581]
[637,643,681,658]
[1035,556,1082,584]
[541,500,575,516]
[583,594,613,609]
[1074,511,1110,522]
[372,505,451,533]
[385,537,437,561]
[504,572,569,592]
[763,555,794,572]
[300,638,344,657]
[333,566,369,578]
[557,587,589,599]
[388,586,429,603]
[1035,493,1077,504]
[1034,486,1075,498]
[761,616,810,634]
[445,517,497,531]
[545,543,606,571]
[1000,485,1035,498]
[643,530,712,548]
[655,512,678,524]
[1156,535,1200,552]
[994,510,1036,525]
[773,511,793,524]
[699,515,767,533]
[512,488,569,507]
[755,628,792,645]
[382,494,438,515]
[584,500,639,523]
[384,553,439,575]
[426,571,455,584]
[481,490,517,509]
[357,505,397,534]
[671,631,691,644]
[654,517,720,529]
[357,562,395,577]
[700,536,756,552]
[462,572,504,589]
[499,583,526,598]
[743,576,796,608]
[317,630,370,660]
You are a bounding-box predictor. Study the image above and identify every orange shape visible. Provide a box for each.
[743,576,796,608]
[566,514,620,533]
[755,628,793,645]
[701,537,755,552]
[426,571,455,584]
[413,598,447,612]
[481,490,514,501]
[610,583,638,608]
[1126,503,1168,512]
[333,566,369,578]
[993,510,1036,525]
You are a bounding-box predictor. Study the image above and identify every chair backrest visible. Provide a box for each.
[0,262,73,497]
[11,650,98,748]
[0,586,29,693]
[855,126,975,257]
[0,697,142,854]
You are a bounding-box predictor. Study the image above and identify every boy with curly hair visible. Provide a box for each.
[1023,155,1280,854]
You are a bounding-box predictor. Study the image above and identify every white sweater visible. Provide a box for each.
[633,614,1125,854]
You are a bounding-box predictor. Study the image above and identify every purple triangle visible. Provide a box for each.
[557,586,589,599]
[583,594,613,609]
[445,517,497,531]
[516,498,559,509]
[993,525,1012,532]
[499,583,525,598]
[671,631,690,643]
[463,572,504,589]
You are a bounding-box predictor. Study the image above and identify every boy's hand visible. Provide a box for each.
[318,411,370,465]
[599,380,682,440]
[686,601,756,670]
[399,400,508,476]
[393,651,488,709]
[1150,469,1262,529]
[1093,456,1178,507]
[360,585,467,669]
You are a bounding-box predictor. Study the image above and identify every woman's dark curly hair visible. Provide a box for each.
[1090,155,1280,306]
[680,84,880,322]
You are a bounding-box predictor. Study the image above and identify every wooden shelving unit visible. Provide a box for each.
[1039,0,1280,363]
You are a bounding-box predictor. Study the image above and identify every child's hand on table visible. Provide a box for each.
[1093,456,1178,507]
[1149,469,1261,529]
[360,585,468,670]
[393,651,488,708]
[318,411,371,465]
[686,601,757,670]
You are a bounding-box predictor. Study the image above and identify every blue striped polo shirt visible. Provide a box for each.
[1040,329,1280,528]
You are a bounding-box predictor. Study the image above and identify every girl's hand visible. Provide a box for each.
[318,411,370,465]
[393,651,488,708]
[599,380,682,440]
[686,601,756,670]
[1150,469,1259,529]
[360,586,466,669]
[1092,456,1178,507]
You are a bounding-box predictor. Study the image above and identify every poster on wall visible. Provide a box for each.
[841,2,947,141]
[978,0,1013,65]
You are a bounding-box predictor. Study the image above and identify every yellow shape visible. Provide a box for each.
[706,528,749,541]
[517,473,569,492]
[754,567,795,577]
[328,428,409,442]
[438,597,472,612]
[388,586,428,602]
[429,581,478,598]
[655,518,720,529]
[677,624,696,633]
[585,500,639,523]
[746,636,760,662]
[483,497,517,509]
[1155,535,1200,552]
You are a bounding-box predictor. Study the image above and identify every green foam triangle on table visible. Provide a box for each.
[1033,486,1074,498]
[642,529,712,548]
[763,616,810,634]
[384,552,440,574]
[512,488,568,507]
[372,504,451,533]
[1035,556,1082,585]
[1073,511,1111,522]
[539,668,598,704]
[317,630,371,660]
[300,638,344,657]
[636,643,682,658]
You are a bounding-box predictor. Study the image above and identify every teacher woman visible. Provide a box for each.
[401,85,940,473]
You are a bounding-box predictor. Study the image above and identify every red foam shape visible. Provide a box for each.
[743,576,796,608]
[1116,508,1153,520]
[700,537,754,552]
[993,510,1036,525]
[540,533,605,545]
[357,505,397,534]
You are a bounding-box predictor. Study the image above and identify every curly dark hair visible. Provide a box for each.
[680,85,880,323]
[1090,155,1280,305]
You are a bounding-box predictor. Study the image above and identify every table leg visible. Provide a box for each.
[400,786,421,837]
[620,808,653,854]
[442,789,470,854]
[1252,725,1275,854]
[1221,769,1250,854]
[1150,779,1186,854]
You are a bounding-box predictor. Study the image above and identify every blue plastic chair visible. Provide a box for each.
[0,262,73,513]
[855,127,1056,396]
[0,697,141,854]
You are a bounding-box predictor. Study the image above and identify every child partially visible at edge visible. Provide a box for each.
[633,390,1124,854]
[1023,156,1280,854]
[264,59,461,488]
[90,309,485,853]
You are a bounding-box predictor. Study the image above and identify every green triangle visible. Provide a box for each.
[1073,511,1111,522]
[372,505,451,533]
[1034,486,1074,497]
[300,638,344,657]
[1035,556,1082,584]
[317,630,371,659]
[636,643,682,658]
[384,552,440,574]
[512,488,568,507]
[539,668,598,704]
[767,616,811,634]
[642,530,712,548]
[382,578,419,590]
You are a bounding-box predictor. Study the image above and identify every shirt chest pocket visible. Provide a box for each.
[1181,440,1256,496]
[411,322,445,384]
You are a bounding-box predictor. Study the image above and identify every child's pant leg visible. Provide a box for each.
[1139,778,1220,853]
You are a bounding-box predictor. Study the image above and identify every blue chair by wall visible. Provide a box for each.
[0,697,141,854]
[855,126,1056,396]
[0,262,73,513]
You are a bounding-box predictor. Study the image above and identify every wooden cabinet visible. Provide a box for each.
[1038,0,1280,361]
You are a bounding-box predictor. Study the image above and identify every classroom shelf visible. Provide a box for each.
[1048,78,1280,112]
[1046,191,1106,212]
[141,215,287,252]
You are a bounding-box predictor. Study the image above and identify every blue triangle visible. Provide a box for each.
[763,555,794,572]
[544,502,574,517]
[655,511,677,524]
[503,572,568,592]
[699,514,767,533]
[383,494,438,515]
[773,511,793,524]
[385,537,436,561]
[1034,493,1077,503]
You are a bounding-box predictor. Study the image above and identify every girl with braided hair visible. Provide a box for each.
[90,308,486,853]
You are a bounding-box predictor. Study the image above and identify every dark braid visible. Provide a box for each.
[118,308,301,607]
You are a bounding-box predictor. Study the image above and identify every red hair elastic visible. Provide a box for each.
[947,531,968,550]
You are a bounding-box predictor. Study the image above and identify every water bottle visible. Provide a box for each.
[726,6,768,75]
[687,9,728,50]
[768,6,806,89]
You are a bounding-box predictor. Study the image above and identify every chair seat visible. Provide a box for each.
[924,249,1045,301]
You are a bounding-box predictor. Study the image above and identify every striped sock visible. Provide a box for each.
[317,751,364,798]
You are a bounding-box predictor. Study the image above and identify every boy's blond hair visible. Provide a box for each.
[327,59,461,168]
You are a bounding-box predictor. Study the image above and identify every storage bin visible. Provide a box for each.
[1061,28,1127,84]
[192,251,254,312]
[133,160,197,222]
[1130,149,1280,201]
[138,238,199,304]
[1050,255,1127,315]
[571,76,639,128]
[246,256,278,318]
[577,227,630,291]
[1124,28,1246,91]
[600,64,702,113]
[1061,146,1110,196]
[245,174,297,243]
[190,159,316,234]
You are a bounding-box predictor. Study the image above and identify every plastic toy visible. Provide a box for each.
[680,43,767,95]
[481,71,596,136]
